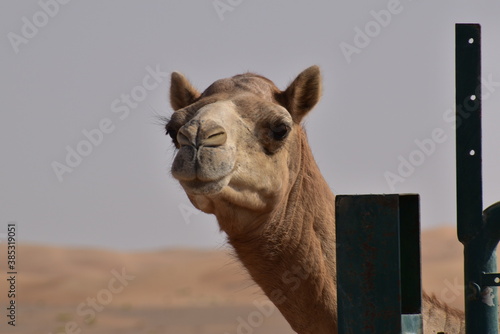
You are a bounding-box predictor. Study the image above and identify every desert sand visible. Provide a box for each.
[0,227,487,334]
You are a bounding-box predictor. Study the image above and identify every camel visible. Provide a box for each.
[164,66,465,333]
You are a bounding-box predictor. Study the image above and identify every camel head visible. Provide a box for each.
[165,66,322,232]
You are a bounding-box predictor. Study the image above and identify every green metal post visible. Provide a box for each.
[456,23,500,333]
[336,194,422,334]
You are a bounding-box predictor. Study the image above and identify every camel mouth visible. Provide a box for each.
[178,175,231,195]
[171,143,236,195]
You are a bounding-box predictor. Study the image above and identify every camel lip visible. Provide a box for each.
[179,176,230,195]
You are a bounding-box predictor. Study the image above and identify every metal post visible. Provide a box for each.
[336,194,422,334]
[456,23,500,333]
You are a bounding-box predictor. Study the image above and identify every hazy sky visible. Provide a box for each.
[1,0,500,250]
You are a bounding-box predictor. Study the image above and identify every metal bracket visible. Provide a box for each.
[482,273,500,287]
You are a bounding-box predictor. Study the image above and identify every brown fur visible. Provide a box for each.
[169,72,201,111]
[166,66,465,333]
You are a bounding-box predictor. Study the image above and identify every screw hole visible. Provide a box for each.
[469,150,475,156]
[468,38,474,44]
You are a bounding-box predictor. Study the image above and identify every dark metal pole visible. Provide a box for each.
[336,194,422,334]
[456,23,499,334]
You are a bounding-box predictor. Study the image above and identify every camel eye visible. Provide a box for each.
[165,123,179,146]
[270,123,290,141]
[166,126,176,140]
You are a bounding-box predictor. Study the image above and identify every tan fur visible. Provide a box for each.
[165,66,465,333]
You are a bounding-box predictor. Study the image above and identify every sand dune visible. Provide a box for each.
[0,227,487,333]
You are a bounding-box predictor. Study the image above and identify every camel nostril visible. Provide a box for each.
[208,131,224,139]
[200,128,227,147]
[176,121,226,148]
[177,128,195,147]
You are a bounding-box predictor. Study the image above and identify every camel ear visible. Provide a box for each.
[170,72,201,111]
[277,65,322,124]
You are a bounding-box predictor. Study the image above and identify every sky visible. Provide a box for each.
[1,0,500,251]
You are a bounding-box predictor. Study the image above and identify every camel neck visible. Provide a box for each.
[227,133,338,333]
